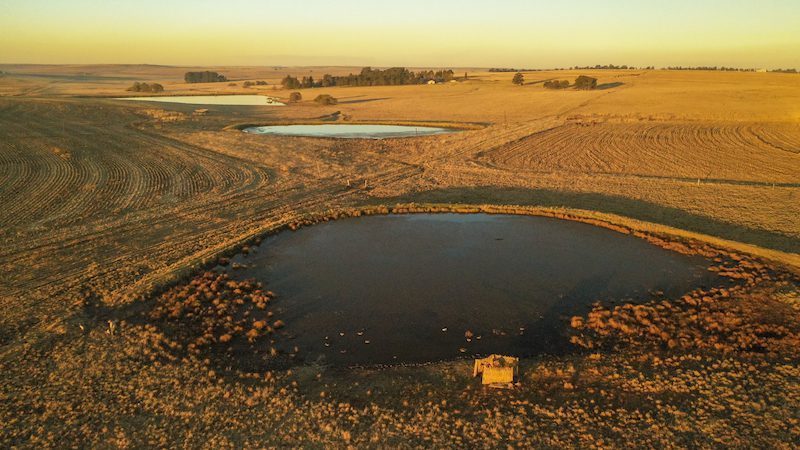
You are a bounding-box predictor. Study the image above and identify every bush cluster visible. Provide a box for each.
[126,82,164,93]
[243,80,269,88]
[184,71,228,83]
[544,80,570,89]
[314,94,338,105]
[149,271,282,356]
[574,75,598,90]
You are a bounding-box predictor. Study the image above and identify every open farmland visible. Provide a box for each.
[1,66,800,447]
[479,121,800,182]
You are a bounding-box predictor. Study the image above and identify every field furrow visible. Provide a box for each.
[479,122,800,183]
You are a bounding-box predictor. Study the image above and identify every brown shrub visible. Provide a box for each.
[149,271,284,358]
[314,94,337,105]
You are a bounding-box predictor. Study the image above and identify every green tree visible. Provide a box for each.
[512,72,525,85]
[281,75,301,89]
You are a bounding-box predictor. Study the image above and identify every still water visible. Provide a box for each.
[227,214,718,365]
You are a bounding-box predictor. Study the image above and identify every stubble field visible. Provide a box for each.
[1,65,799,447]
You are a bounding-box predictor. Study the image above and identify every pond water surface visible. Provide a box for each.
[226,214,719,366]
[242,124,456,139]
[117,95,285,106]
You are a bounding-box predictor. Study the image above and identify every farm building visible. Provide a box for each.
[473,354,519,387]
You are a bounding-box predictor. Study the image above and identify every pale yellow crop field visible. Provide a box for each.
[1,65,799,447]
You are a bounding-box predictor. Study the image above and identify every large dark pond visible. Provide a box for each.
[225,214,718,366]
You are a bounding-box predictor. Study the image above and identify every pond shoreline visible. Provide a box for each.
[141,204,798,372]
[120,203,800,307]
[222,213,721,365]
[227,119,486,132]
[242,124,459,139]
[115,94,285,106]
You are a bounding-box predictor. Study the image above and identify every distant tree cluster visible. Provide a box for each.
[492,65,649,72]
[314,94,338,105]
[512,73,525,85]
[184,71,228,83]
[486,65,796,73]
[489,68,534,72]
[574,75,598,90]
[242,80,269,88]
[281,67,455,90]
[543,79,570,89]
[281,75,302,89]
[664,66,756,72]
[127,82,164,93]
[571,64,636,70]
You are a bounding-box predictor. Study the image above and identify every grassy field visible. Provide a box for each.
[1,65,799,447]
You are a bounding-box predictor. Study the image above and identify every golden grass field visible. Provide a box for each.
[1,65,799,447]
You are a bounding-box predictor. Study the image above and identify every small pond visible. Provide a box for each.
[116,95,285,106]
[242,124,457,139]
[225,214,719,365]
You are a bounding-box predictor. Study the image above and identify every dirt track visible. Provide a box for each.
[1,70,798,349]
[1,67,799,447]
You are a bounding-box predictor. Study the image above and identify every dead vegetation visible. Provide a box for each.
[571,283,800,355]
[1,67,799,447]
[148,271,285,361]
[139,108,185,122]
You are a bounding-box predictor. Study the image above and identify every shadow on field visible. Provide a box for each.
[596,82,624,90]
[338,97,389,104]
[389,187,800,254]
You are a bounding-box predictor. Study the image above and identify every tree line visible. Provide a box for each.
[493,65,646,72]
[489,68,535,72]
[493,65,799,72]
[281,67,456,89]
[570,64,648,70]
[664,66,756,72]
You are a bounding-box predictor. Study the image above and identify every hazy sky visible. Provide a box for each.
[2,0,798,68]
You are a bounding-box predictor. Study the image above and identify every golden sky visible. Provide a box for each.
[2,0,799,68]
